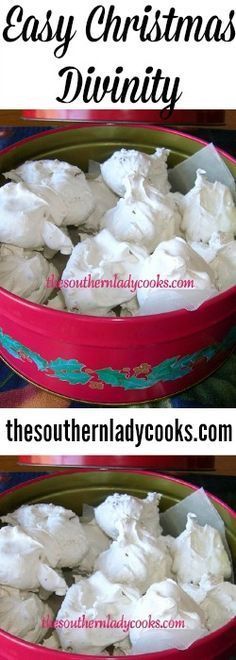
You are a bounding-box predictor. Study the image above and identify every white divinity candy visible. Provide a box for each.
[4,159,95,227]
[57,571,140,653]
[25,184,69,228]
[0,244,58,304]
[0,585,53,644]
[201,582,236,631]
[129,579,207,654]
[103,174,181,252]
[78,519,111,573]
[95,519,172,593]
[189,231,234,264]
[0,182,73,254]
[100,148,170,196]
[94,491,162,540]
[172,513,232,584]
[61,229,147,313]
[46,291,66,310]
[41,633,61,649]
[73,306,116,317]
[2,503,88,569]
[0,525,67,593]
[113,637,132,656]
[211,241,236,290]
[86,176,118,231]
[181,170,236,243]
[0,586,52,644]
[179,574,223,605]
[120,297,139,317]
[137,237,217,315]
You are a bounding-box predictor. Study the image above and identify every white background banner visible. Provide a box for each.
[0,408,235,455]
[0,0,235,111]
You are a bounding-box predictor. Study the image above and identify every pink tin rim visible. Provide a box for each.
[0,467,235,519]
[0,468,235,659]
[0,279,235,327]
[0,124,235,324]
[1,123,236,166]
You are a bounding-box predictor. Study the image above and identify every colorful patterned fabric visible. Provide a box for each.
[0,128,235,408]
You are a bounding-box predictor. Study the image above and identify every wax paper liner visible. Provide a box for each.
[81,503,95,522]
[168,143,236,199]
[160,487,233,579]
[88,160,101,178]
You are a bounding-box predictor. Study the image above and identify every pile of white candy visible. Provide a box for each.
[0,148,236,315]
[0,492,235,654]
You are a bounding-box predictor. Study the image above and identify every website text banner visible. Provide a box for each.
[0,408,235,456]
[0,0,235,111]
